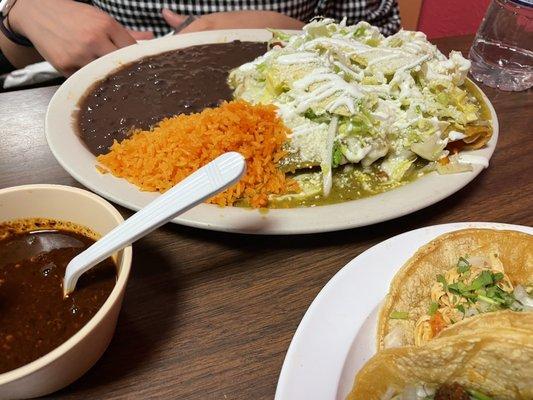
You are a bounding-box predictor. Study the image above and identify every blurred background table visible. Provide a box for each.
[0,35,531,399]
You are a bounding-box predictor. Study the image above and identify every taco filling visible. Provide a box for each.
[349,314,533,400]
[377,229,533,350]
[389,383,494,400]
[413,254,533,345]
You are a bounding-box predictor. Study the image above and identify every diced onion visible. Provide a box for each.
[401,386,418,400]
[381,387,396,400]
[514,285,533,310]
[417,385,435,397]
[464,307,479,318]
[477,300,491,313]
[383,327,404,348]
[466,256,487,268]
[396,385,434,400]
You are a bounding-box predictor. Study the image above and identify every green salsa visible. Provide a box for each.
[240,80,492,209]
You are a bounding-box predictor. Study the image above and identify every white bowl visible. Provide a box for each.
[0,184,132,399]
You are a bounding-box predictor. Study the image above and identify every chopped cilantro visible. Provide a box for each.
[332,144,343,168]
[447,283,459,293]
[436,274,447,290]
[478,294,498,305]
[457,257,470,274]
[436,265,520,313]
[457,281,469,292]
[303,109,329,124]
[470,270,493,291]
[448,282,469,295]
[304,109,318,120]
[489,286,517,308]
[485,286,497,297]
[493,272,504,282]
[390,311,409,320]
[501,293,518,308]
[467,389,494,400]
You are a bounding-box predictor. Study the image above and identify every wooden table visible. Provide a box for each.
[0,35,531,399]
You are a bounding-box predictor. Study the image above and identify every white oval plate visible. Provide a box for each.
[46,30,499,234]
[275,222,533,399]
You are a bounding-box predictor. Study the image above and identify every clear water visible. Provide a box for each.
[469,0,533,91]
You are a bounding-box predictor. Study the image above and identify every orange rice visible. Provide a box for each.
[96,100,298,208]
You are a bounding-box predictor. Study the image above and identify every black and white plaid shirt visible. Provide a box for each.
[91,0,401,37]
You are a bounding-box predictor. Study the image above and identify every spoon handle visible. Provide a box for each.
[64,152,246,295]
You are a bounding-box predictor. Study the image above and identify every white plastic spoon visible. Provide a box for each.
[63,152,246,296]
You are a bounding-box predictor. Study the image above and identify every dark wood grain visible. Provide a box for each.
[0,35,532,400]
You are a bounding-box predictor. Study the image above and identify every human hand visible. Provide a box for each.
[162,9,304,33]
[9,0,154,75]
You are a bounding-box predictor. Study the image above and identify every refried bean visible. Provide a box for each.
[76,41,267,155]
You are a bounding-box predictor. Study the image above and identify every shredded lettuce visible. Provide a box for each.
[267,29,292,43]
[228,18,489,199]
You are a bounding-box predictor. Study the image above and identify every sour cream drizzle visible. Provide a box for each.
[367,52,404,66]
[302,37,372,54]
[395,54,430,73]
[293,68,365,113]
[448,130,467,141]
[277,52,319,65]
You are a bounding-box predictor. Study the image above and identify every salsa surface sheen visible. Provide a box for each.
[77,41,267,155]
[0,225,116,374]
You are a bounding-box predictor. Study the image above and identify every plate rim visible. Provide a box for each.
[274,222,533,400]
[46,30,499,235]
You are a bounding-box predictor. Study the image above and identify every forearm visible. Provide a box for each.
[225,10,305,30]
[1,0,140,76]
[0,0,43,69]
[0,31,42,70]
[179,10,305,33]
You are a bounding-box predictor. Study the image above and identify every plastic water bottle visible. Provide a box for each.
[469,0,533,91]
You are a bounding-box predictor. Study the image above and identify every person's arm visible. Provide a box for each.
[0,30,42,71]
[2,0,153,76]
[162,10,305,33]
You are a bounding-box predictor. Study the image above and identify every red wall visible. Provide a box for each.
[418,0,491,38]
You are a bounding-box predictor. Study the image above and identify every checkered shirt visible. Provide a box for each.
[90,0,401,37]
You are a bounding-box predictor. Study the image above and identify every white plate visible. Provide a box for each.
[46,30,499,234]
[275,222,533,400]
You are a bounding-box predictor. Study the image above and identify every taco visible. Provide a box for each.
[436,309,533,339]
[348,325,533,400]
[377,229,532,349]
